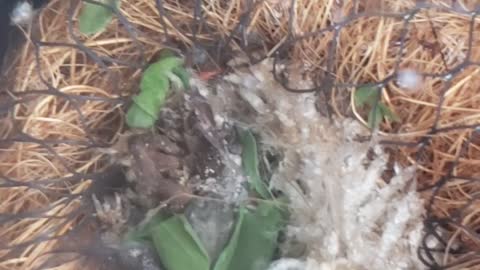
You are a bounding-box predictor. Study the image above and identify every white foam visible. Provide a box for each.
[11,1,35,26]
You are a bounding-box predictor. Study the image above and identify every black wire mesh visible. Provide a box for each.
[1,0,480,269]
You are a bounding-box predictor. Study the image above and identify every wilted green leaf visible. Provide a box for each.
[239,129,271,199]
[150,215,210,270]
[214,203,286,270]
[354,86,379,107]
[79,0,120,35]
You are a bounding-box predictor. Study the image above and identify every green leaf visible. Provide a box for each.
[213,208,246,270]
[143,56,185,81]
[366,103,400,130]
[239,129,271,199]
[354,86,379,107]
[125,55,188,129]
[123,213,169,243]
[367,104,383,130]
[150,215,210,270]
[79,0,120,35]
[214,203,286,270]
[134,75,170,116]
[378,103,399,122]
[125,104,156,129]
[354,86,400,130]
[182,215,212,261]
[172,66,191,89]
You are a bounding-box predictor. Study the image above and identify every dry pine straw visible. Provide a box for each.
[1,0,480,268]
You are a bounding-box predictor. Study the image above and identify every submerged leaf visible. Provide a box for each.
[79,0,120,35]
[239,129,271,199]
[150,215,210,270]
[214,203,287,270]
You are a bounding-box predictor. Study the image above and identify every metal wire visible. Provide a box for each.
[1,0,480,269]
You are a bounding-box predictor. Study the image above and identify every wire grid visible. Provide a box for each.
[1,0,480,269]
